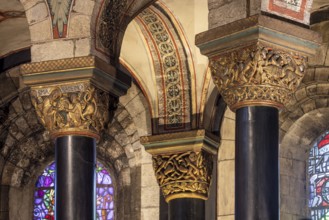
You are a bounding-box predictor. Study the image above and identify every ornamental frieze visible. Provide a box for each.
[210,45,307,111]
[31,82,111,139]
[152,150,213,202]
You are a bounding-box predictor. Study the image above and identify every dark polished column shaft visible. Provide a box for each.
[55,135,96,220]
[169,198,205,220]
[235,106,279,220]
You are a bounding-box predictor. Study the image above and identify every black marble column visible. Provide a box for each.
[235,106,279,220]
[55,135,96,220]
[169,198,205,220]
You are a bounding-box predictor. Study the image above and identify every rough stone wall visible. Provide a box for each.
[208,0,261,29]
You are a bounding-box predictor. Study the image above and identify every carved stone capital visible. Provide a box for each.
[141,130,219,202]
[30,82,117,139]
[21,56,129,139]
[196,15,321,111]
[210,44,307,110]
[153,150,213,202]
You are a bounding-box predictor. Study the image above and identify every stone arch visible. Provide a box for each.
[0,61,155,219]
[92,0,157,65]
[133,2,197,133]
[280,107,329,219]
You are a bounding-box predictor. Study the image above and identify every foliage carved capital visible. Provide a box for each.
[31,82,117,139]
[152,150,213,202]
[210,45,307,111]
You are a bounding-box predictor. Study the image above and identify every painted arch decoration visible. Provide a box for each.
[33,161,115,220]
[135,3,195,133]
[309,132,329,219]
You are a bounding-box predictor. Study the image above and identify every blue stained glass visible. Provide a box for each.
[33,162,114,220]
[36,162,55,188]
[309,131,329,219]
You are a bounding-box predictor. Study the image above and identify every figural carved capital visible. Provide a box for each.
[30,82,115,139]
[196,15,322,111]
[21,56,131,139]
[210,45,307,110]
[141,130,219,202]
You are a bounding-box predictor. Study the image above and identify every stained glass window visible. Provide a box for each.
[309,131,329,219]
[33,162,115,220]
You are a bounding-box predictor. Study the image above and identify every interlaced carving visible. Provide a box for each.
[31,82,110,138]
[152,151,213,201]
[210,45,307,110]
[98,0,128,61]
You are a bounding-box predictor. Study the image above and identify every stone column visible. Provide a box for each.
[141,130,218,220]
[21,56,131,220]
[196,15,321,219]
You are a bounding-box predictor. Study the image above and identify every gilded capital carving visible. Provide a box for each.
[196,15,321,111]
[153,150,213,202]
[30,82,114,139]
[210,45,307,110]
[141,130,219,202]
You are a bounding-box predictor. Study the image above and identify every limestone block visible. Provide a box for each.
[141,207,159,220]
[15,117,30,135]
[209,0,247,29]
[280,174,290,196]
[31,40,74,62]
[25,2,49,25]
[294,88,307,102]
[317,83,329,95]
[133,111,151,136]
[309,43,327,66]
[217,160,235,216]
[75,38,91,57]
[289,178,306,198]
[141,163,157,187]
[314,67,329,81]
[292,160,306,179]
[280,158,293,176]
[72,0,95,16]
[250,0,261,15]
[141,146,152,164]
[302,67,315,83]
[306,84,317,96]
[116,110,129,122]
[114,132,131,146]
[141,185,159,208]
[126,93,148,118]
[280,212,293,220]
[120,84,141,107]
[106,140,125,159]
[218,140,235,161]
[220,117,235,140]
[300,99,316,113]
[224,108,235,120]
[11,98,24,114]
[29,18,52,43]
[123,144,135,159]
[217,216,234,220]
[315,98,328,108]
[68,14,91,38]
